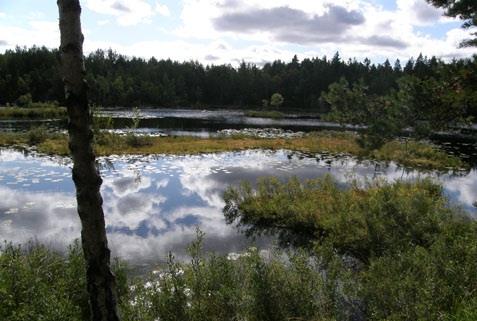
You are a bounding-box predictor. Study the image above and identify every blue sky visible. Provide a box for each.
[0,0,475,65]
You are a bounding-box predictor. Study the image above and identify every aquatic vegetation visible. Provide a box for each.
[244,110,285,119]
[2,194,476,321]
[0,130,468,170]
[26,126,49,145]
[0,105,66,119]
[224,177,477,320]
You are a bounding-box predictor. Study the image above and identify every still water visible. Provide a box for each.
[0,108,355,135]
[0,148,475,267]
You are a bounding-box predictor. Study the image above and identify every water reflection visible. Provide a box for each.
[0,148,475,266]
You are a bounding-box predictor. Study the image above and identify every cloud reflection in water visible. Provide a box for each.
[0,148,475,265]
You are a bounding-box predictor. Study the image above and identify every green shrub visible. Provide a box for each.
[124,133,152,147]
[26,126,49,144]
[16,94,32,107]
[0,241,128,321]
[122,231,333,321]
[244,110,285,119]
[224,176,477,321]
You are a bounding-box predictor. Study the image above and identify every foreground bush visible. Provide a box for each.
[0,238,337,321]
[123,232,337,321]
[0,241,127,321]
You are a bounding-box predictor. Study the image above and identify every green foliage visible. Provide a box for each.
[224,176,457,261]
[322,78,401,149]
[1,46,477,116]
[224,176,477,320]
[244,110,284,118]
[426,0,477,47]
[0,241,128,321]
[371,139,466,170]
[26,126,49,144]
[0,106,66,119]
[0,242,83,321]
[322,73,472,149]
[395,75,471,133]
[2,200,476,321]
[322,78,369,124]
[125,107,151,147]
[122,230,334,321]
[270,93,284,108]
[15,93,33,107]
[92,105,118,146]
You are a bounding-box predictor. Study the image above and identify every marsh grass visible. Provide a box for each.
[244,110,285,119]
[0,105,66,119]
[0,130,467,170]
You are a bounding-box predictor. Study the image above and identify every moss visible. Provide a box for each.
[0,130,467,170]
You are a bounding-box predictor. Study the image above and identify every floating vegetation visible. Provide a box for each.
[218,128,305,139]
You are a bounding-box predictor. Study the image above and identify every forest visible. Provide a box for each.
[1,46,476,119]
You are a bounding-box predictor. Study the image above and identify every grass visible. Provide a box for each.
[244,110,285,119]
[0,106,67,119]
[0,130,467,170]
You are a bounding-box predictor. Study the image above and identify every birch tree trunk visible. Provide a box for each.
[57,1,120,320]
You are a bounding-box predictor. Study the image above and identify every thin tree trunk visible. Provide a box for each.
[57,1,120,320]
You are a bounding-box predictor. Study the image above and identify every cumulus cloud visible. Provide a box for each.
[85,0,170,26]
[396,0,445,26]
[0,0,475,66]
[362,35,408,49]
[0,20,60,51]
[213,5,364,44]
[111,1,131,13]
[174,0,476,63]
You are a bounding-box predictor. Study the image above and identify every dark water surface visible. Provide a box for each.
[0,148,475,267]
[0,108,356,135]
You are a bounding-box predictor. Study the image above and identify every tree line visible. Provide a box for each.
[0,46,476,116]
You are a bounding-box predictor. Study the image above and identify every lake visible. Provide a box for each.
[0,147,475,269]
[0,108,364,135]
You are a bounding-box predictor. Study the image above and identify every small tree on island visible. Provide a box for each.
[270,93,284,108]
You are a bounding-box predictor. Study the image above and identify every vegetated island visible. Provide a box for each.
[0,129,467,171]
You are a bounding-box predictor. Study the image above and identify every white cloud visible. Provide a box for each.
[84,0,159,26]
[396,0,445,26]
[172,0,477,63]
[155,1,171,16]
[0,0,475,65]
[0,20,60,50]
